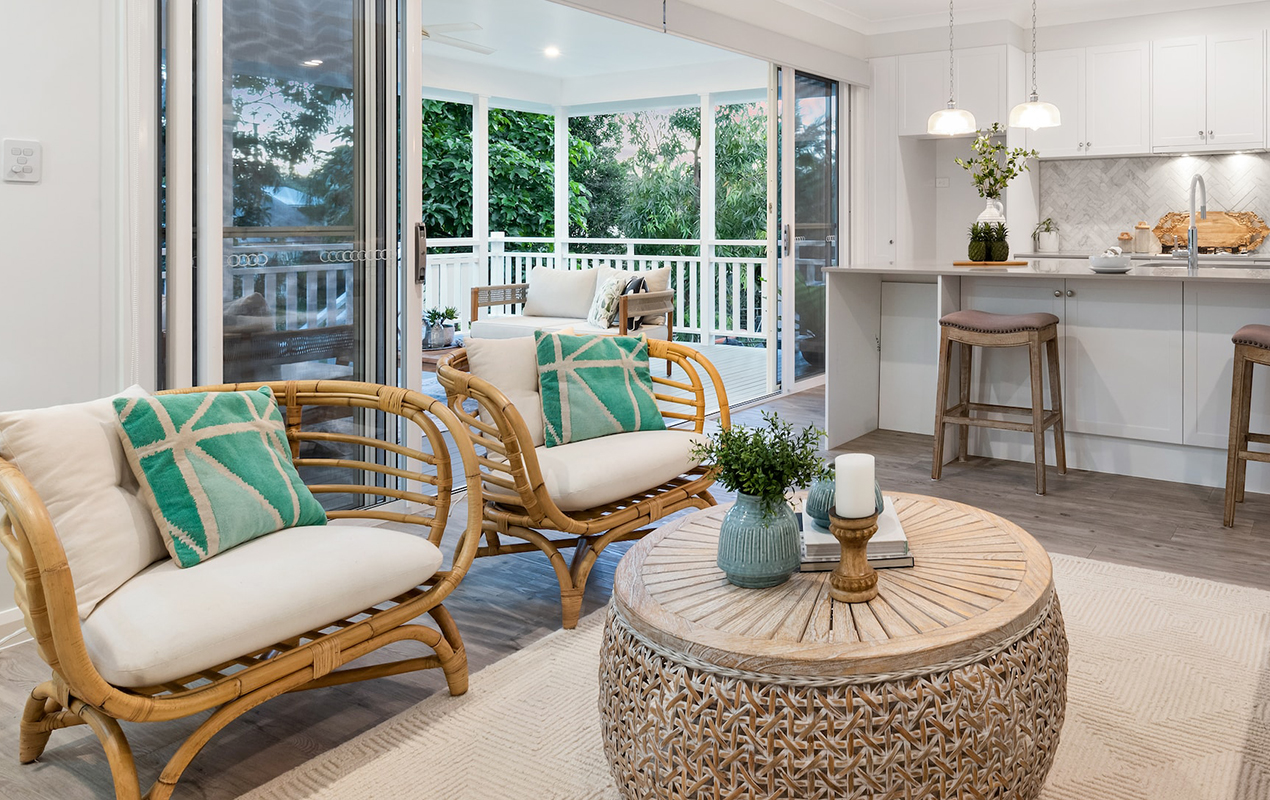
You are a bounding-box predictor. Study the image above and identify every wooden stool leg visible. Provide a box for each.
[932,330,953,481]
[1236,355,1256,504]
[1225,348,1248,526]
[1029,333,1047,495]
[1045,335,1067,475]
[958,342,973,462]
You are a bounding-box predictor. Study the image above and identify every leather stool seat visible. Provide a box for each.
[940,310,1060,334]
[1232,324,1270,350]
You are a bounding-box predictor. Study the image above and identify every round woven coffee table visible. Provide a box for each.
[600,492,1068,800]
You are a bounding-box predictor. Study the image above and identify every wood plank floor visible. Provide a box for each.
[4,386,1270,798]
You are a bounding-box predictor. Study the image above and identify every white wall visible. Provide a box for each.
[0,0,125,640]
[0,0,123,412]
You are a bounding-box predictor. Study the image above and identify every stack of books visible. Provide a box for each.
[799,496,914,571]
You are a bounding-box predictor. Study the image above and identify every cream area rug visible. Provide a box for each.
[242,554,1270,800]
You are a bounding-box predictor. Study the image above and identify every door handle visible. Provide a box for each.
[414,222,427,284]
[783,224,791,257]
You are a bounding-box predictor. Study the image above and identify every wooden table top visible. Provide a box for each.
[612,492,1055,678]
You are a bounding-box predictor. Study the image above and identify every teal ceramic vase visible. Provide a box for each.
[716,493,801,588]
[805,476,835,529]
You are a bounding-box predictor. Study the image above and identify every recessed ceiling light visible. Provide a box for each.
[544,46,561,58]
[302,59,323,67]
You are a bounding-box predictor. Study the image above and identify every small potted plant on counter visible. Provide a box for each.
[1033,218,1060,253]
[424,306,459,349]
[692,412,824,588]
[954,122,1038,225]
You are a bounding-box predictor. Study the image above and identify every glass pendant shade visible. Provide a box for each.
[1009,96,1061,130]
[928,105,977,136]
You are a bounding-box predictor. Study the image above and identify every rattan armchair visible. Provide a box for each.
[0,381,483,800]
[436,338,729,629]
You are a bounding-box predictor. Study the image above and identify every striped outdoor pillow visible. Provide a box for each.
[113,387,327,567]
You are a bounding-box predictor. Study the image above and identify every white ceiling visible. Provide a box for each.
[421,0,754,79]
[697,0,1269,34]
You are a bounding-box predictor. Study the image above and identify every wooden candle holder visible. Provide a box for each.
[827,508,880,603]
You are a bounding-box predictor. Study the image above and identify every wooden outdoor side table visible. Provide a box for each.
[600,492,1068,800]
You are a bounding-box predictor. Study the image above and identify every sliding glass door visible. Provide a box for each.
[778,69,840,389]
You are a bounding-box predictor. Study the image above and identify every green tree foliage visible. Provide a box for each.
[421,99,474,237]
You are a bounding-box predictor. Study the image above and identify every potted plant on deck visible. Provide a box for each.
[692,412,825,588]
[424,306,459,349]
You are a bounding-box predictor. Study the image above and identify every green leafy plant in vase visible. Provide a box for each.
[989,223,1010,262]
[968,223,990,262]
[691,412,824,588]
[954,122,1038,226]
[424,306,459,349]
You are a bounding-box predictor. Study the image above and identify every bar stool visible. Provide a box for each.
[1223,324,1270,526]
[932,310,1067,495]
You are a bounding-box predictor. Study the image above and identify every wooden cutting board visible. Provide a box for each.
[1152,211,1270,252]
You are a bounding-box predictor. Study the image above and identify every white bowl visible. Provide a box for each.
[1089,255,1131,269]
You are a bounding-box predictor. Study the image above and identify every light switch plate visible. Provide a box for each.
[935,177,950,189]
[3,139,42,183]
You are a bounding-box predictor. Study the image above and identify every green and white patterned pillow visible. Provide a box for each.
[586,276,624,329]
[535,331,665,447]
[113,387,327,567]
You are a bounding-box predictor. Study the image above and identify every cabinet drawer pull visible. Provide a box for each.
[1054,290,1062,297]
[1067,290,1075,297]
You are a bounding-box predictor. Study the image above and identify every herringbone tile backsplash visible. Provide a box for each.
[1039,152,1270,253]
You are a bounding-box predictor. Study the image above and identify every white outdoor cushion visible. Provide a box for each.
[522,266,598,319]
[0,386,167,619]
[571,322,670,341]
[465,336,546,447]
[468,314,581,340]
[511,429,705,512]
[81,525,443,687]
[591,266,672,324]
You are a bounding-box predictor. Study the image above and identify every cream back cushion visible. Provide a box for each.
[591,266,672,324]
[0,387,168,619]
[522,266,598,319]
[465,337,545,447]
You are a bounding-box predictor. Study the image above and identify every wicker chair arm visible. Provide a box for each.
[618,289,674,320]
[646,339,732,432]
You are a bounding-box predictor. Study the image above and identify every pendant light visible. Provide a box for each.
[927,0,976,135]
[1009,0,1061,130]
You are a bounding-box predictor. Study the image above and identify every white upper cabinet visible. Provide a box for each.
[1152,33,1265,152]
[1085,43,1151,156]
[1027,49,1085,157]
[1206,32,1265,149]
[896,47,1006,137]
[1152,38,1207,150]
[897,51,949,137]
[955,48,1009,131]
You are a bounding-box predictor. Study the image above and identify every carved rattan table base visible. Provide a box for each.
[599,601,1068,800]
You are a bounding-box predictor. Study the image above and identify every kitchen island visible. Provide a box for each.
[825,259,1270,493]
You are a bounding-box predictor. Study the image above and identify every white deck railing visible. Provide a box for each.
[425,234,767,342]
[222,234,767,344]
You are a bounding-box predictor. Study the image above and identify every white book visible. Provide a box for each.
[801,497,909,561]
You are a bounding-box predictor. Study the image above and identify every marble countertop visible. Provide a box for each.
[825,259,1270,283]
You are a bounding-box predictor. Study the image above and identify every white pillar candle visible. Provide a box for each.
[835,454,875,518]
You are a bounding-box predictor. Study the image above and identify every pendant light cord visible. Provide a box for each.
[947,0,955,105]
[1030,0,1039,97]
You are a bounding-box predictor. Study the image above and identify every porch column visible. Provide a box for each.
[700,93,716,346]
[474,94,490,283]
[554,107,569,270]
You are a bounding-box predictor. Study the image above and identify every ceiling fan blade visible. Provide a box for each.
[427,34,495,56]
[423,22,481,34]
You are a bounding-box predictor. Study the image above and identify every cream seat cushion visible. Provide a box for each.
[0,386,167,619]
[468,314,580,340]
[521,266,598,319]
[493,429,705,512]
[82,525,443,688]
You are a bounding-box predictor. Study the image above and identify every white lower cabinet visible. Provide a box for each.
[961,277,1066,417]
[1063,280,1183,442]
[1183,282,1270,449]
